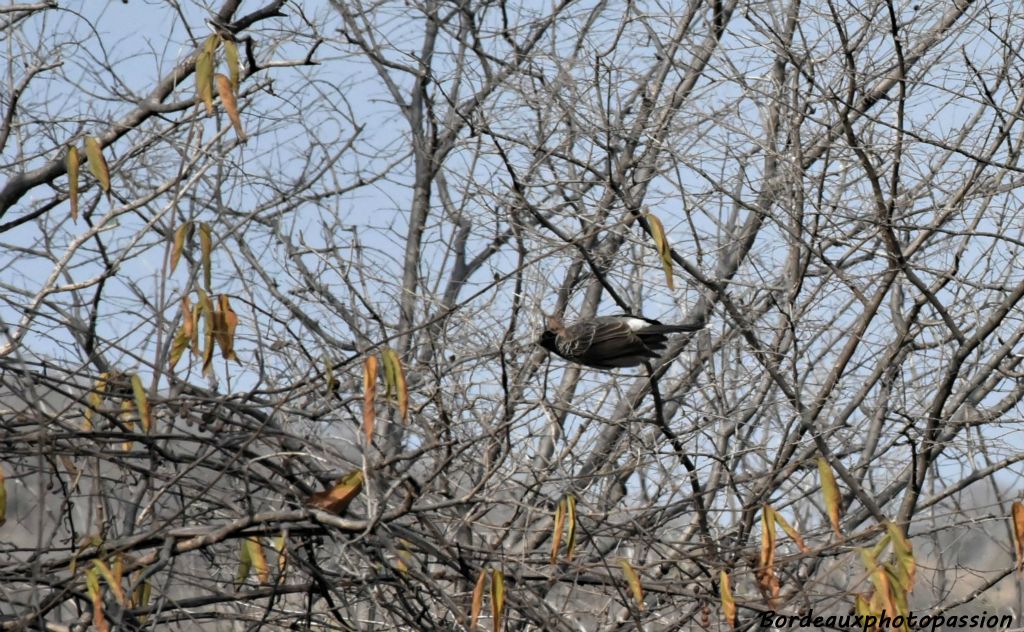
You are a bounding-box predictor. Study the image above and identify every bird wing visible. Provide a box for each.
[568,319,655,366]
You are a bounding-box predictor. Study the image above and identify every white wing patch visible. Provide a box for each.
[623,317,651,331]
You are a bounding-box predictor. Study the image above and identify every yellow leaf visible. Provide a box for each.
[618,558,643,611]
[169,325,191,370]
[215,73,247,141]
[720,570,736,627]
[772,508,809,553]
[324,354,337,397]
[187,294,201,354]
[196,36,217,114]
[565,495,577,560]
[131,573,152,623]
[307,469,364,515]
[84,136,110,193]
[224,39,240,92]
[247,536,269,585]
[199,222,212,290]
[129,374,151,434]
[84,372,109,431]
[469,568,487,631]
[0,465,6,526]
[551,498,566,565]
[66,145,79,221]
[85,568,109,632]
[196,287,214,376]
[646,212,674,290]
[92,559,126,606]
[120,399,135,452]
[886,522,915,590]
[363,355,377,443]
[275,530,288,575]
[818,457,843,538]
[491,569,505,632]
[169,222,191,275]
[1013,501,1024,574]
[235,537,252,588]
[758,505,779,606]
[382,347,408,423]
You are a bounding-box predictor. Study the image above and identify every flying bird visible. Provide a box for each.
[538,314,702,369]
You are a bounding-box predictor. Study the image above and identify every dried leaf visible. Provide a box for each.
[720,570,736,627]
[565,495,578,560]
[307,469,364,515]
[469,568,487,631]
[85,567,110,632]
[215,294,239,362]
[274,529,288,575]
[551,498,566,564]
[618,558,643,611]
[224,39,240,92]
[646,212,675,290]
[235,537,252,588]
[129,374,151,434]
[491,569,505,632]
[818,457,843,538]
[131,573,152,623]
[324,354,337,397]
[247,536,269,585]
[382,347,408,423]
[84,136,110,193]
[66,145,79,221]
[92,559,126,606]
[772,508,809,553]
[363,355,377,443]
[0,465,6,526]
[196,36,217,114]
[758,505,779,606]
[886,522,915,590]
[1013,501,1024,574]
[84,372,109,431]
[199,222,212,290]
[170,222,191,275]
[215,73,247,141]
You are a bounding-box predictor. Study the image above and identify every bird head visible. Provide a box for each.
[536,312,565,352]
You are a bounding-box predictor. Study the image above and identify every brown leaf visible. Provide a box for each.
[199,222,213,290]
[307,469,364,515]
[215,73,247,141]
[720,570,736,627]
[66,145,79,221]
[170,222,191,275]
[215,294,239,361]
[84,136,110,193]
[551,498,566,565]
[469,568,487,630]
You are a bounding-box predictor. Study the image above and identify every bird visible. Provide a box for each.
[537,313,702,369]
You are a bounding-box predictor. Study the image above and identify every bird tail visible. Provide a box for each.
[646,322,703,334]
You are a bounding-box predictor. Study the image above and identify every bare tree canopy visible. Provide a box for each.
[3,0,1024,630]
